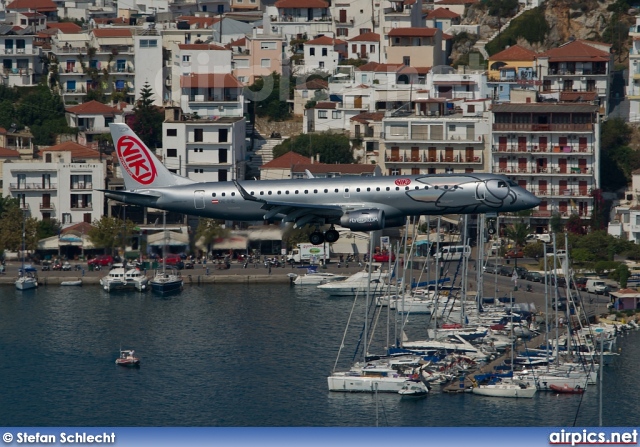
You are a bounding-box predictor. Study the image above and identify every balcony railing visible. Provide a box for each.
[385,153,482,163]
[496,166,593,175]
[548,68,608,76]
[492,123,594,132]
[70,205,93,211]
[526,187,592,197]
[70,183,93,190]
[188,95,240,102]
[271,15,331,23]
[10,183,57,190]
[493,144,593,153]
[2,48,37,55]
[40,203,55,210]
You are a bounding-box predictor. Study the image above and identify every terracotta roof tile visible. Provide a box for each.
[292,163,377,174]
[92,28,132,38]
[426,8,461,19]
[559,91,597,101]
[295,79,328,90]
[348,32,380,42]
[350,111,385,123]
[539,39,611,62]
[66,100,121,115]
[489,44,537,61]
[47,22,83,34]
[180,73,243,88]
[40,141,101,159]
[305,35,345,45]
[178,43,227,51]
[61,222,95,235]
[176,16,220,28]
[0,147,20,157]
[6,0,57,11]
[314,101,337,109]
[260,151,312,169]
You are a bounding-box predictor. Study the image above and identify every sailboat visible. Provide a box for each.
[149,212,183,295]
[15,212,37,290]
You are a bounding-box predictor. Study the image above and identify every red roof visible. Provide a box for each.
[61,222,95,235]
[0,147,20,157]
[47,22,82,34]
[92,29,133,38]
[539,40,611,62]
[292,163,377,175]
[426,8,460,19]
[41,141,101,159]
[261,151,312,169]
[180,74,243,89]
[348,32,380,43]
[435,0,477,4]
[559,91,597,101]
[178,43,227,51]
[388,27,438,38]
[305,36,346,46]
[228,37,246,47]
[351,111,385,124]
[314,102,337,109]
[66,100,121,115]
[176,16,220,28]
[6,0,57,12]
[489,44,537,61]
[295,79,328,90]
[275,0,328,7]
[356,62,408,73]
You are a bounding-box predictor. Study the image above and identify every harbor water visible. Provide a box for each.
[0,283,637,427]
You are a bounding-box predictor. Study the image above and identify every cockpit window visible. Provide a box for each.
[497,181,507,188]
[508,180,518,187]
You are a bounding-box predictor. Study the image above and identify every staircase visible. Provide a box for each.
[473,5,533,60]
[246,137,286,174]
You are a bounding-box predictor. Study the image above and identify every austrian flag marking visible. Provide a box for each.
[117,135,158,185]
[395,178,411,186]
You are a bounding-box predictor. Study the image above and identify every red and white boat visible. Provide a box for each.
[549,384,585,394]
[115,349,140,367]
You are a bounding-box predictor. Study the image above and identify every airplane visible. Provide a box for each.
[103,123,541,245]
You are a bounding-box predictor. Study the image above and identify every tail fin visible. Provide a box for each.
[109,123,194,190]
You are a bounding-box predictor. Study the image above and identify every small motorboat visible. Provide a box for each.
[549,384,585,394]
[398,380,429,398]
[115,349,140,367]
[61,280,82,286]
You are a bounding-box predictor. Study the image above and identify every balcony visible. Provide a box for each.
[3,68,31,76]
[271,15,331,23]
[70,183,93,190]
[493,144,594,154]
[19,203,29,210]
[385,153,482,164]
[188,95,240,103]
[496,166,593,175]
[334,15,354,24]
[492,123,594,132]
[10,183,57,191]
[547,68,608,76]
[40,203,55,210]
[527,187,591,197]
[70,205,93,211]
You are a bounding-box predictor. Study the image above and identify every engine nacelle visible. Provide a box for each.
[340,209,385,231]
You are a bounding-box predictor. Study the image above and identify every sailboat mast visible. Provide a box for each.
[552,232,560,367]
[162,211,167,274]
[363,231,374,363]
[544,241,549,371]
[461,214,468,326]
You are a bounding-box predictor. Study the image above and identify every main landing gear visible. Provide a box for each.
[309,227,340,245]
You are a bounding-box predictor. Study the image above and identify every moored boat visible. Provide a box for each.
[398,380,429,398]
[60,280,82,286]
[549,384,585,394]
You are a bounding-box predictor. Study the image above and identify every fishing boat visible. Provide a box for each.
[15,215,37,290]
[115,349,140,367]
[549,384,585,394]
[149,212,183,295]
[398,380,429,398]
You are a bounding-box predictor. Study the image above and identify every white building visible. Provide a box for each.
[65,100,125,148]
[629,17,640,122]
[179,73,245,118]
[608,170,640,242]
[0,24,43,87]
[161,107,247,182]
[2,141,106,226]
[346,32,380,63]
[301,35,345,75]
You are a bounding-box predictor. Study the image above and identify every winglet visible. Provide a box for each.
[233,180,262,202]
[109,123,194,190]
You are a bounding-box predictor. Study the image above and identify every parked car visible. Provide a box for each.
[373,252,395,263]
[504,249,524,259]
[546,249,567,258]
[88,255,114,267]
[586,279,610,295]
[553,297,568,311]
[499,265,514,277]
[514,266,529,279]
[525,271,544,282]
[41,261,51,271]
[574,277,588,291]
[484,263,502,275]
[184,261,194,269]
[162,254,184,269]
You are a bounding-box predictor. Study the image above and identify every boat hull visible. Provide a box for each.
[471,384,537,398]
[150,278,183,294]
[15,278,37,290]
[328,373,408,392]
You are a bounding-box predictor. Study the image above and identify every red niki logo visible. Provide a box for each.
[117,135,158,185]
[395,178,411,186]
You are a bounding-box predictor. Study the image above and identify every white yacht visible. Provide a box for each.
[291,270,347,286]
[317,264,392,296]
[327,360,412,392]
[471,378,537,398]
[101,265,148,292]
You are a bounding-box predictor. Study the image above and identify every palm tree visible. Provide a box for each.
[504,221,530,271]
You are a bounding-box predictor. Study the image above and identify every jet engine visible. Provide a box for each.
[340,209,385,231]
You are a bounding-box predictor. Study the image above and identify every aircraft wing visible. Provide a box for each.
[234,180,344,227]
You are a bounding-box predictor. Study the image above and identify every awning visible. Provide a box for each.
[147,231,190,247]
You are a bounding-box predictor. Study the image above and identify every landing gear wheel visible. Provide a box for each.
[309,231,325,245]
[487,217,497,235]
[324,229,339,243]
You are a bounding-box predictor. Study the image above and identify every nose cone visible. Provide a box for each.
[522,190,541,209]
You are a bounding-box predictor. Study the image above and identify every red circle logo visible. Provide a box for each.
[116,135,158,186]
[395,178,411,186]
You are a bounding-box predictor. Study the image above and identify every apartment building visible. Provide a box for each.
[486,44,539,101]
[608,171,640,243]
[65,100,124,148]
[490,102,600,232]
[230,22,286,85]
[0,24,43,87]
[161,107,247,182]
[628,16,640,122]
[350,111,384,164]
[385,27,443,67]
[332,0,377,39]
[379,0,423,48]
[2,141,105,226]
[346,32,380,63]
[267,0,332,43]
[179,72,245,117]
[301,35,346,74]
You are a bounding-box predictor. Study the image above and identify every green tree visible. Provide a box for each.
[523,241,544,259]
[36,218,61,240]
[247,72,291,122]
[130,82,164,150]
[194,218,228,255]
[273,133,354,164]
[0,193,18,216]
[88,216,136,254]
[282,224,314,250]
[0,206,38,251]
[549,213,564,234]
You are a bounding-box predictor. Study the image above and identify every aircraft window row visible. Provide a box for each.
[235,185,449,198]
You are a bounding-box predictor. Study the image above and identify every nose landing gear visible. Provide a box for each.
[309,227,341,245]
